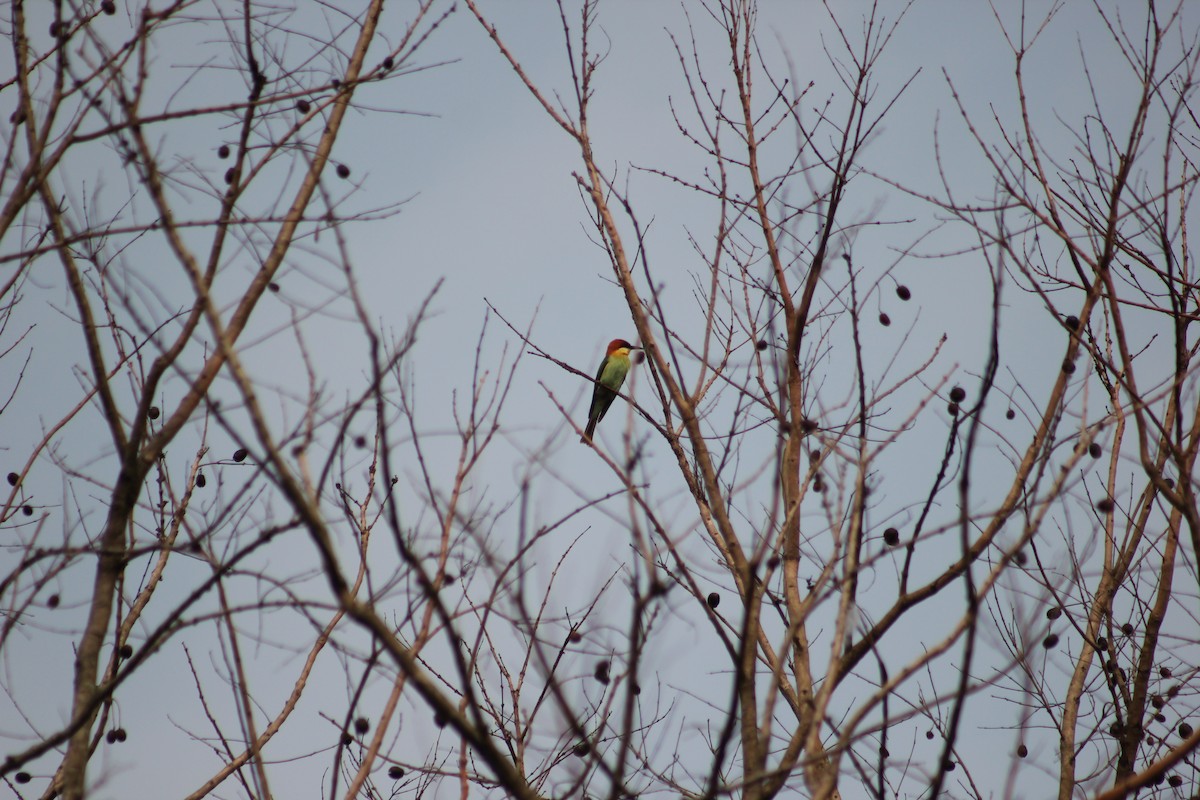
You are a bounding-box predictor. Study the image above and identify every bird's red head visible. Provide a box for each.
[607,339,639,355]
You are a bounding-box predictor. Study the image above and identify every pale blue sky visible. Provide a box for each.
[2,1,1195,798]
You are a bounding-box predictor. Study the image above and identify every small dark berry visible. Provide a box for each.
[1168,775,1182,787]
[1096,498,1114,513]
[224,167,236,184]
[1109,722,1124,736]
[218,144,230,159]
[1046,607,1061,620]
[354,717,369,735]
[48,594,60,608]
[1160,667,1172,678]
[706,592,720,609]
[896,285,911,301]
[1156,713,1167,723]
[119,644,133,659]
[1017,744,1027,758]
[1014,550,1027,566]
[16,771,31,783]
[569,630,583,643]
[925,729,934,740]
[1163,477,1175,488]
[883,528,899,546]
[949,386,966,403]
[114,728,126,742]
[1065,316,1079,330]
[1043,634,1059,649]
[573,742,589,757]
[810,448,821,461]
[800,418,818,433]
[354,435,367,449]
[383,56,395,70]
[632,682,641,695]
[106,730,118,743]
[340,731,353,745]
[7,472,19,486]
[148,406,160,419]
[102,0,117,14]
[766,555,780,569]
[1005,408,1015,420]
[1178,722,1193,739]
[947,402,959,416]
[388,766,404,780]
[50,21,64,38]
[942,759,955,772]
[1121,622,1134,636]
[433,712,447,728]
[879,312,891,326]
[196,473,206,488]
[296,100,311,114]
[1088,442,1101,458]
[232,449,248,462]
[756,339,768,351]
[1152,695,1164,709]
[1097,637,1108,650]
[1062,359,1076,374]
[22,505,33,516]
[336,163,351,179]
[594,662,610,684]
[880,745,889,757]
[268,282,280,292]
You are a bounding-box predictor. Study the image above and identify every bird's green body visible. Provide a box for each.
[581,339,639,443]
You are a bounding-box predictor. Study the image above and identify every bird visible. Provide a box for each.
[580,339,640,443]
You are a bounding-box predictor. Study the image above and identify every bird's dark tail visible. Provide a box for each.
[580,417,598,444]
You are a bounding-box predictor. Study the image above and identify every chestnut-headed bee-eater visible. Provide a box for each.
[580,339,641,443]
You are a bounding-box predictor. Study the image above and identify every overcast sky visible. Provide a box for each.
[3,1,1195,798]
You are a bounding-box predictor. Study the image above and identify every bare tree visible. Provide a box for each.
[461,1,1200,798]
[2,1,1198,800]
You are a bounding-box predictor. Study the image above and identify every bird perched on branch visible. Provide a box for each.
[581,339,640,443]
